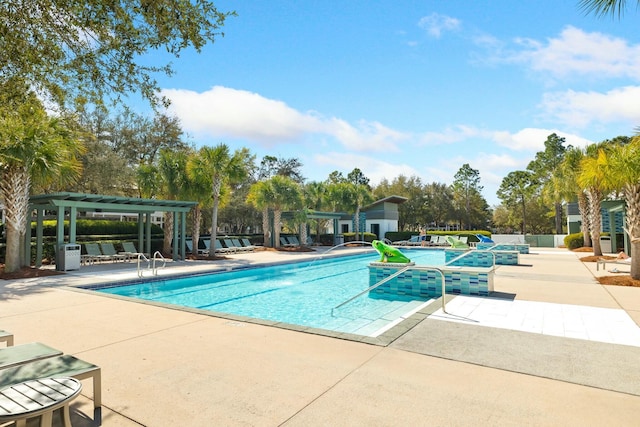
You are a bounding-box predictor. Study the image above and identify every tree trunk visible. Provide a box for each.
[262,207,270,247]
[300,223,308,246]
[587,188,603,256]
[354,208,360,241]
[0,166,30,273]
[554,201,563,234]
[163,212,173,255]
[521,199,527,234]
[274,209,281,248]
[192,205,202,255]
[578,192,591,247]
[624,183,640,280]
[211,180,221,247]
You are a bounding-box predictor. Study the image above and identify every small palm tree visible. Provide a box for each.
[247,180,276,247]
[269,176,303,248]
[0,84,84,272]
[577,147,617,256]
[190,144,249,246]
[304,181,328,243]
[157,149,189,254]
[559,147,591,247]
[608,138,640,279]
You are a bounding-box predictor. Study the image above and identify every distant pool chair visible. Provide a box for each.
[476,234,494,243]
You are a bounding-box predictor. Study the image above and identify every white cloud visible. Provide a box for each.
[161,86,409,152]
[539,86,640,128]
[492,127,593,151]
[314,152,420,185]
[515,26,640,80]
[418,13,461,38]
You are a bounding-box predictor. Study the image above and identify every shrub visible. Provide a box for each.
[564,232,584,250]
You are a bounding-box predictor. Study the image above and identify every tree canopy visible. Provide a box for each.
[1,1,234,108]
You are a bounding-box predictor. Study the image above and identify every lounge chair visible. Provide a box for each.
[429,235,445,246]
[241,238,257,251]
[99,242,127,262]
[0,354,102,417]
[186,240,209,255]
[0,331,13,347]
[288,235,301,246]
[0,342,62,370]
[231,239,253,252]
[279,237,295,247]
[596,256,632,271]
[121,242,146,259]
[84,243,113,263]
[215,239,235,254]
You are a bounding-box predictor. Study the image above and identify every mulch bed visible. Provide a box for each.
[0,266,64,280]
[575,249,640,287]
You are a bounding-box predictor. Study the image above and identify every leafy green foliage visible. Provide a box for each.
[564,232,584,250]
[1,0,235,108]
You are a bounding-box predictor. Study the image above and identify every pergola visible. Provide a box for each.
[27,192,197,268]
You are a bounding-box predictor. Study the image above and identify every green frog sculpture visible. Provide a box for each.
[372,240,411,263]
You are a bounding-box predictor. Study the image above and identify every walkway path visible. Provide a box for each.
[1,247,639,426]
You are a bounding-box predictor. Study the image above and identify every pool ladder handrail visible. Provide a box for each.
[136,251,167,277]
[331,265,448,317]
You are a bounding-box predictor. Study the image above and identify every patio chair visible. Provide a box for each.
[596,256,632,271]
[223,239,241,253]
[287,235,300,246]
[0,342,62,370]
[0,331,13,347]
[214,239,235,254]
[231,239,253,252]
[241,238,257,251]
[99,242,127,262]
[186,240,209,255]
[280,237,295,247]
[121,242,146,260]
[83,243,113,263]
[0,354,102,418]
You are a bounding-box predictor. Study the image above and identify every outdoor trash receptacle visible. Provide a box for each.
[334,234,344,245]
[600,236,611,254]
[57,244,81,271]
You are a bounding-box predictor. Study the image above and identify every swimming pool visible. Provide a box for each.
[89,249,445,337]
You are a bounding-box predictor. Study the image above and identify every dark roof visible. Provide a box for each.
[363,195,408,210]
[29,192,197,213]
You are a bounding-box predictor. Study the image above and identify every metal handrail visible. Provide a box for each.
[331,265,448,316]
[152,251,166,275]
[136,253,150,278]
[136,251,166,277]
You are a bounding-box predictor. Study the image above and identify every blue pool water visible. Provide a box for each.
[92,249,445,336]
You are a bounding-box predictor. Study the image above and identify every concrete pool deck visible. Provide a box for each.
[1,247,640,426]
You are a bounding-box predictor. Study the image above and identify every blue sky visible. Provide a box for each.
[143,1,640,205]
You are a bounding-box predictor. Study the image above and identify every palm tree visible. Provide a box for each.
[0,84,84,272]
[186,151,215,255]
[304,181,328,243]
[349,183,374,242]
[247,180,276,247]
[559,147,592,247]
[269,176,303,248]
[189,144,249,246]
[608,137,640,279]
[577,147,617,256]
[157,149,189,255]
[579,0,640,17]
